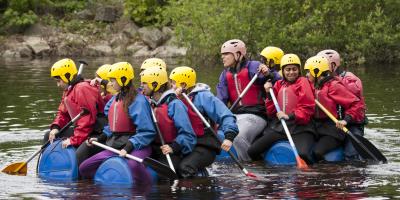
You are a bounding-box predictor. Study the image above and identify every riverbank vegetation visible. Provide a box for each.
[1,0,399,65]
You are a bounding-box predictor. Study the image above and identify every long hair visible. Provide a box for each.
[120,80,137,113]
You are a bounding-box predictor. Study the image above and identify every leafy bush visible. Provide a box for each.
[124,0,164,26]
[163,0,400,65]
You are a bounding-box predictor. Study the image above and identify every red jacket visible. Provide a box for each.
[51,81,104,146]
[266,77,315,125]
[314,78,364,123]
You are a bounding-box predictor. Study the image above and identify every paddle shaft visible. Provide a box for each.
[314,99,380,161]
[181,93,250,175]
[92,141,143,162]
[91,140,178,179]
[149,106,176,173]
[13,109,88,172]
[269,88,307,168]
[230,72,260,110]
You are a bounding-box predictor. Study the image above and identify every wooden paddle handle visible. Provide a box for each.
[314,100,349,133]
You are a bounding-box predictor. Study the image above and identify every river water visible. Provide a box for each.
[0,57,399,199]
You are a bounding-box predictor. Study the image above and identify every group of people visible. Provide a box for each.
[44,38,367,182]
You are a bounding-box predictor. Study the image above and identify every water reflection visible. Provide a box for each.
[0,58,400,199]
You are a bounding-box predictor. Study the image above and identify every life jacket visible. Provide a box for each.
[155,103,177,143]
[226,63,263,106]
[108,99,136,133]
[314,82,338,120]
[277,84,298,114]
[181,96,205,137]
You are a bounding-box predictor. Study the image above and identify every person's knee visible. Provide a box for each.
[313,148,325,161]
[178,161,197,178]
[247,146,262,161]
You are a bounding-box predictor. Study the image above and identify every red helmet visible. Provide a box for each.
[221,39,246,61]
[317,49,341,68]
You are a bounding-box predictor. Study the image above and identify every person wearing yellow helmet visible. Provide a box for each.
[169,66,239,178]
[218,39,279,162]
[140,57,167,71]
[46,58,106,166]
[90,64,117,103]
[305,55,364,162]
[140,66,196,177]
[248,54,316,163]
[80,62,156,184]
[317,49,367,161]
[259,46,284,81]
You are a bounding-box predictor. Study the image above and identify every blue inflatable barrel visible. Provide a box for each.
[37,140,78,180]
[94,157,158,185]
[264,141,344,165]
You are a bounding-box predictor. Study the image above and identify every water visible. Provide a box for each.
[0,58,399,199]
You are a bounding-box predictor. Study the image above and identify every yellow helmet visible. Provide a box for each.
[260,46,284,65]
[280,54,301,69]
[140,67,168,92]
[50,58,77,83]
[305,56,329,78]
[107,62,134,87]
[96,64,112,80]
[140,58,167,71]
[169,66,196,88]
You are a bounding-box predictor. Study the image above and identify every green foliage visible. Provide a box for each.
[0,0,87,33]
[163,0,400,65]
[124,0,164,26]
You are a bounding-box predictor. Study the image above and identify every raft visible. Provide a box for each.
[37,140,208,184]
[215,132,344,164]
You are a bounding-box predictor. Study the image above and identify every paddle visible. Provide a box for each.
[314,100,387,164]
[230,72,260,110]
[269,88,309,169]
[91,141,178,179]
[181,93,258,178]
[149,106,176,173]
[2,108,89,175]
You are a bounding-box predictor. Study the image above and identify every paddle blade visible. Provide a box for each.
[2,162,27,175]
[142,157,178,179]
[349,133,387,164]
[246,172,258,178]
[295,156,309,170]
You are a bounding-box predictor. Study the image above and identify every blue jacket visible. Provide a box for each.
[216,60,281,105]
[188,83,239,141]
[157,89,197,155]
[103,94,156,150]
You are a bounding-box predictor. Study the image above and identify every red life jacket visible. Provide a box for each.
[108,99,136,133]
[226,67,263,106]
[314,82,339,120]
[155,103,177,143]
[277,84,298,114]
[181,97,204,137]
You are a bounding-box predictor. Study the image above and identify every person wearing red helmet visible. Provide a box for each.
[217,39,280,161]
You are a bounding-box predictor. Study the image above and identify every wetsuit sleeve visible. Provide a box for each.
[194,91,239,141]
[328,82,364,123]
[168,99,197,155]
[127,95,156,151]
